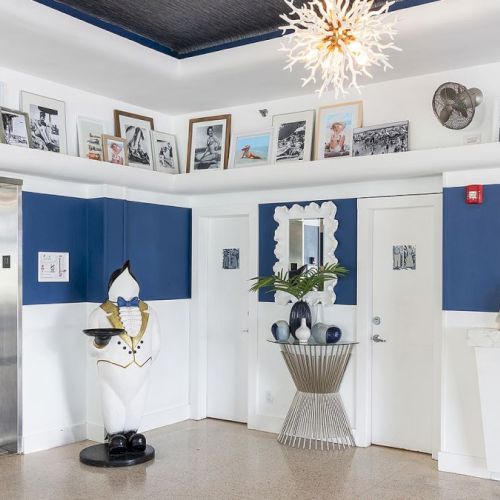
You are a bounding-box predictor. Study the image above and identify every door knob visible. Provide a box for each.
[371,334,387,343]
[372,316,381,326]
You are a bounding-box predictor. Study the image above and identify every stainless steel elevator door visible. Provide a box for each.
[0,181,21,453]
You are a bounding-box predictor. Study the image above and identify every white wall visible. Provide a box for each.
[173,62,500,173]
[0,65,174,159]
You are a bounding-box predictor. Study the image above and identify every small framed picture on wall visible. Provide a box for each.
[272,110,314,163]
[114,110,154,170]
[315,101,363,160]
[102,135,128,165]
[186,114,231,172]
[151,130,179,174]
[0,107,32,148]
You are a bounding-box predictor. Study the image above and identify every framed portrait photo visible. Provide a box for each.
[315,101,363,160]
[20,91,67,154]
[77,117,104,161]
[187,114,231,172]
[0,107,32,148]
[151,131,179,174]
[272,110,314,163]
[231,130,272,169]
[102,135,128,166]
[353,121,409,156]
[114,110,154,170]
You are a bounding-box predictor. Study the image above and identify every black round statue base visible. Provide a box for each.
[80,444,155,468]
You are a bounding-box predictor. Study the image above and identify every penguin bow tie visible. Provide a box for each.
[117,296,140,308]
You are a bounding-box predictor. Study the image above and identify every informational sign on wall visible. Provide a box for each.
[38,252,69,282]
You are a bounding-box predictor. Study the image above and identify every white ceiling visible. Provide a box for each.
[1,0,499,115]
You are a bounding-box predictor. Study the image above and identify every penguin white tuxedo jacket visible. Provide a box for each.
[88,300,160,368]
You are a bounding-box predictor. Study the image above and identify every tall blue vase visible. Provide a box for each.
[289,300,312,338]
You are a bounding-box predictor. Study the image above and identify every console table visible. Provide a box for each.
[269,340,358,451]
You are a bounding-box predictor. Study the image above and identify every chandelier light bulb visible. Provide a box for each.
[280,0,401,97]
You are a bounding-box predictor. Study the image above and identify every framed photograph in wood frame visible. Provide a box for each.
[102,134,128,166]
[315,101,363,160]
[186,114,231,172]
[114,109,155,169]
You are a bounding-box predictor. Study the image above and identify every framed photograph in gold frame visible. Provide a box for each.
[186,114,231,172]
[114,109,154,169]
[315,101,363,160]
[102,134,128,166]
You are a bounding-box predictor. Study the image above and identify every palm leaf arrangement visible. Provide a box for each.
[249,262,348,301]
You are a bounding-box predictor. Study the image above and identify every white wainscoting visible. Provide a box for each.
[22,303,88,453]
[439,311,499,480]
[22,300,190,453]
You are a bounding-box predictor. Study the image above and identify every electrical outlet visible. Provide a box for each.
[265,390,274,404]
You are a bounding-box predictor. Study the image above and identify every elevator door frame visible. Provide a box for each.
[0,177,23,454]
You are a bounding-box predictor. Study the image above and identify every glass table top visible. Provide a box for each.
[268,339,359,346]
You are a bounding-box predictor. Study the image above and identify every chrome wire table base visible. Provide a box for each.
[272,341,357,451]
[278,392,355,450]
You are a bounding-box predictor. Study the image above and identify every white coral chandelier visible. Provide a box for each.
[280,0,400,97]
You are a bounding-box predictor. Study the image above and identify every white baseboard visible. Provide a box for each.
[23,423,87,454]
[248,414,282,434]
[438,451,500,480]
[86,404,191,442]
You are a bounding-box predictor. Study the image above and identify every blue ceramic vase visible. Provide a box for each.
[311,323,342,344]
[271,320,290,342]
[289,300,312,338]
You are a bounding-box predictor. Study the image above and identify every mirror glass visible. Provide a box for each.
[288,218,324,273]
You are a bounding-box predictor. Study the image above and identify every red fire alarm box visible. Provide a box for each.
[465,185,483,204]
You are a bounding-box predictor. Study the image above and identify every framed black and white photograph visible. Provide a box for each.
[151,130,179,174]
[272,110,314,163]
[492,97,500,142]
[77,117,104,161]
[222,248,240,270]
[393,245,416,270]
[102,135,128,166]
[353,121,409,157]
[230,129,273,169]
[0,82,5,106]
[187,114,231,172]
[20,91,67,154]
[0,107,32,148]
[114,110,154,170]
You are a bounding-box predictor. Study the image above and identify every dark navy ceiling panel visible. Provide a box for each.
[34,0,439,58]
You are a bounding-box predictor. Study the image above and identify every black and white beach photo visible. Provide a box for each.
[272,110,314,163]
[353,121,409,157]
[193,124,223,170]
[276,121,306,162]
[393,245,416,270]
[151,131,179,174]
[0,108,31,148]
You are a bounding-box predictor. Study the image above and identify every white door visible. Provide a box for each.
[370,195,441,453]
[206,216,249,423]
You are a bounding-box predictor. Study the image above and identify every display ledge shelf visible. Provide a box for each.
[1,142,500,195]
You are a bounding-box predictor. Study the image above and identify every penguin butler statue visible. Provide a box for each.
[80,261,160,467]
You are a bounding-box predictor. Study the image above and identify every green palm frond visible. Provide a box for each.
[250,262,348,300]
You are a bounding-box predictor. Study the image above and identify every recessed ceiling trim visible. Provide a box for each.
[33,0,439,60]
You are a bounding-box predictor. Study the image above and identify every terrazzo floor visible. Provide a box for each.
[1,419,500,499]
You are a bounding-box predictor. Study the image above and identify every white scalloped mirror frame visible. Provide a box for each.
[273,201,339,306]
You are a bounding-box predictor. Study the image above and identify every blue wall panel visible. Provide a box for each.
[444,185,500,312]
[125,201,192,301]
[23,193,191,305]
[258,198,357,305]
[23,192,88,305]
